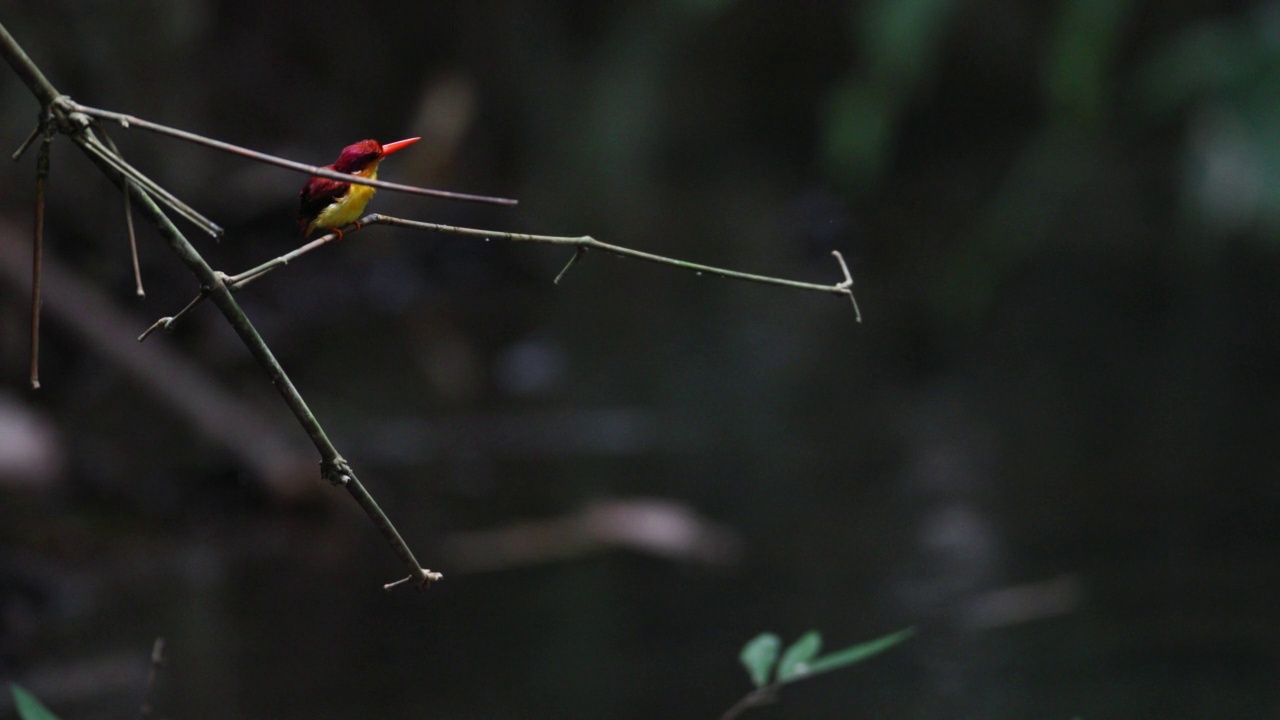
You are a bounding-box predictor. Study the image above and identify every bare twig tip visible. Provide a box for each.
[383,576,411,591]
[383,569,443,592]
[553,246,588,285]
[11,123,41,161]
[138,317,172,342]
[830,250,862,322]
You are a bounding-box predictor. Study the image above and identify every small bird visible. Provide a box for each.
[298,137,421,238]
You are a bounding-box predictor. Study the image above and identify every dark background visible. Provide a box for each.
[2,1,1279,718]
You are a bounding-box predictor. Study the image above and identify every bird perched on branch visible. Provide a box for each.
[298,137,420,238]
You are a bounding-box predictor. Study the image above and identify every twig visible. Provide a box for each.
[11,121,40,161]
[137,291,206,341]
[384,569,444,591]
[137,637,165,720]
[79,129,223,238]
[29,119,52,389]
[367,215,860,304]
[227,230,345,288]
[553,246,588,285]
[141,213,861,339]
[830,249,862,322]
[137,227,351,340]
[60,99,519,207]
[96,124,146,296]
[142,214,861,338]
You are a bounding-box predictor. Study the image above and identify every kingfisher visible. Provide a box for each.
[297,137,421,238]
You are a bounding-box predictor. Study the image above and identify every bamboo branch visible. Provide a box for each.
[60,99,518,207]
[366,216,859,305]
[96,125,147,297]
[29,119,51,389]
[0,19,439,590]
[141,214,862,336]
[1,16,859,593]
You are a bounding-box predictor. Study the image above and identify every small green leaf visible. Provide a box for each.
[10,685,63,720]
[738,633,781,688]
[800,627,916,679]
[776,631,823,682]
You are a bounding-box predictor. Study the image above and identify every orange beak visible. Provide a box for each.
[380,137,421,157]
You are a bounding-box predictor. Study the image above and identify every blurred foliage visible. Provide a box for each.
[1133,2,1280,242]
[1044,0,1132,125]
[731,628,916,717]
[738,627,914,687]
[823,0,961,188]
[9,685,60,720]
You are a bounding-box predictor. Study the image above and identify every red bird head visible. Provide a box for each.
[298,137,422,238]
[331,137,420,173]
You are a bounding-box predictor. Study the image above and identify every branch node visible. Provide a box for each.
[553,246,589,285]
[383,568,444,592]
[831,250,862,322]
[321,457,353,487]
[137,317,173,342]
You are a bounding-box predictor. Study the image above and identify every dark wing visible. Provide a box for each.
[297,174,348,235]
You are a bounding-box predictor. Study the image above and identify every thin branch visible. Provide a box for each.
[60,99,518,207]
[137,226,351,341]
[137,291,206,341]
[96,125,146,297]
[228,230,345,288]
[123,183,144,296]
[141,214,861,339]
[29,121,52,389]
[368,215,860,304]
[141,213,861,339]
[11,121,40,161]
[830,249,862,322]
[79,128,223,238]
[553,246,588,285]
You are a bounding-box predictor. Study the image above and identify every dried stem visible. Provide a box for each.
[79,129,223,238]
[364,215,860,304]
[96,125,146,297]
[11,122,40,161]
[142,214,861,335]
[61,99,518,207]
[29,124,51,389]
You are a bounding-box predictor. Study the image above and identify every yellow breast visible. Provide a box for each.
[308,165,379,234]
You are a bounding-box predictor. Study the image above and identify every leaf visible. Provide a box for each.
[738,633,781,688]
[776,631,823,682]
[800,627,916,679]
[10,685,63,720]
